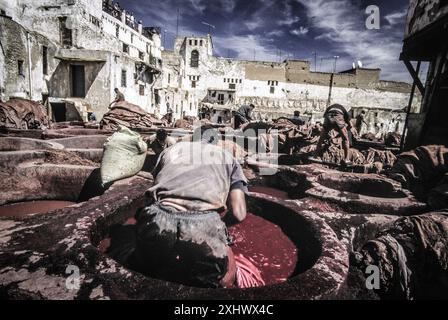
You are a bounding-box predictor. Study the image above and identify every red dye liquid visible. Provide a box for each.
[99,212,298,287]
[0,200,75,217]
[249,186,290,200]
[228,212,298,285]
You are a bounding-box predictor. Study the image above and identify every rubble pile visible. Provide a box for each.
[100,101,164,130]
[0,98,50,130]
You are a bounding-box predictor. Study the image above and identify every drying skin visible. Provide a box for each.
[100,101,166,130]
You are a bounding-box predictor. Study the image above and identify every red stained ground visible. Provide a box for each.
[0,200,75,217]
[228,212,298,285]
[249,186,290,200]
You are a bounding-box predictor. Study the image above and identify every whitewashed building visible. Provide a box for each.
[0,0,162,121]
[158,35,419,134]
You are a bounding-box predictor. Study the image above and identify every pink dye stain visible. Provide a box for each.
[249,186,290,200]
[229,212,298,286]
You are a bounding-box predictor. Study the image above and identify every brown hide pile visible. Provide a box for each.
[0,98,50,129]
[100,101,164,130]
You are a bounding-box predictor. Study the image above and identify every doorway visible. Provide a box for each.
[51,103,66,122]
[71,65,86,98]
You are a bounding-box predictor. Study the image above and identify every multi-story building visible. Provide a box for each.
[0,0,162,121]
[158,35,420,134]
[400,0,448,149]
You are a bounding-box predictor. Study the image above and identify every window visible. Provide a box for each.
[116,25,120,37]
[18,60,24,76]
[123,43,129,53]
[190,50,199,67]
[224,78,226,83]
[59,17,72,47]
[139,51,144,60]
[270,86,275,94]
[189,39,192,45]
[191,81,196,88]
[139,85,145,96]
[190,103,192,110]
[168,73,171,84]
[229,83,236,90]
[121,69,127,87]
[194,40,198,46]
[154,89,160,104]
[218,94,224,105]
[131,34,134,43]
[200,40,203,46]
[239,79,242,83]
[42,46,48,75]
[70,65,85,97]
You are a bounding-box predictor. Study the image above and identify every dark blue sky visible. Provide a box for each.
[121,0,415,82]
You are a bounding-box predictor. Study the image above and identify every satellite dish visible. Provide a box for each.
[357,61,363,68]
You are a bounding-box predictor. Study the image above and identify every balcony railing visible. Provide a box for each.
[102,1,138,32]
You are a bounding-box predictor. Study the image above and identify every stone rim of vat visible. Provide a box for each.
[305,172,428,215]
[246,154,428,216]
[0,176,349,300]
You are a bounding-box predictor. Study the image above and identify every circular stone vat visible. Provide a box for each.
[50,135,107,149]
[317,172,406,198]
[0,163,96,206]
[306,172,427,215]
[0,200,76,217]
[92,193,349,299]
[50,135,107,163]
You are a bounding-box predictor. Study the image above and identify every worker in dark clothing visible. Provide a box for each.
[131,125,248,288]
[314,104,352,164]
[109,88,125,108]
[147,128,176,156]
[234,104,255,129]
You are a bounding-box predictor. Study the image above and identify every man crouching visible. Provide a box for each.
[134,125,248,288]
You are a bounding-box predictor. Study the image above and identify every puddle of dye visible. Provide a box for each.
[0,200,76,217]
[249,186,290,200]
[228,212,298,286]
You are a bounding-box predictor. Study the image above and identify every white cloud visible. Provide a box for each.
[189,0,206,13]
[213,34,279,62]
[266,30,284,37]
[298,0,411,82]
[278,16,300,26]
[245,17,263,31]
[385,10,407,26]
[221,0,237,13]
[290,26,309,36]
